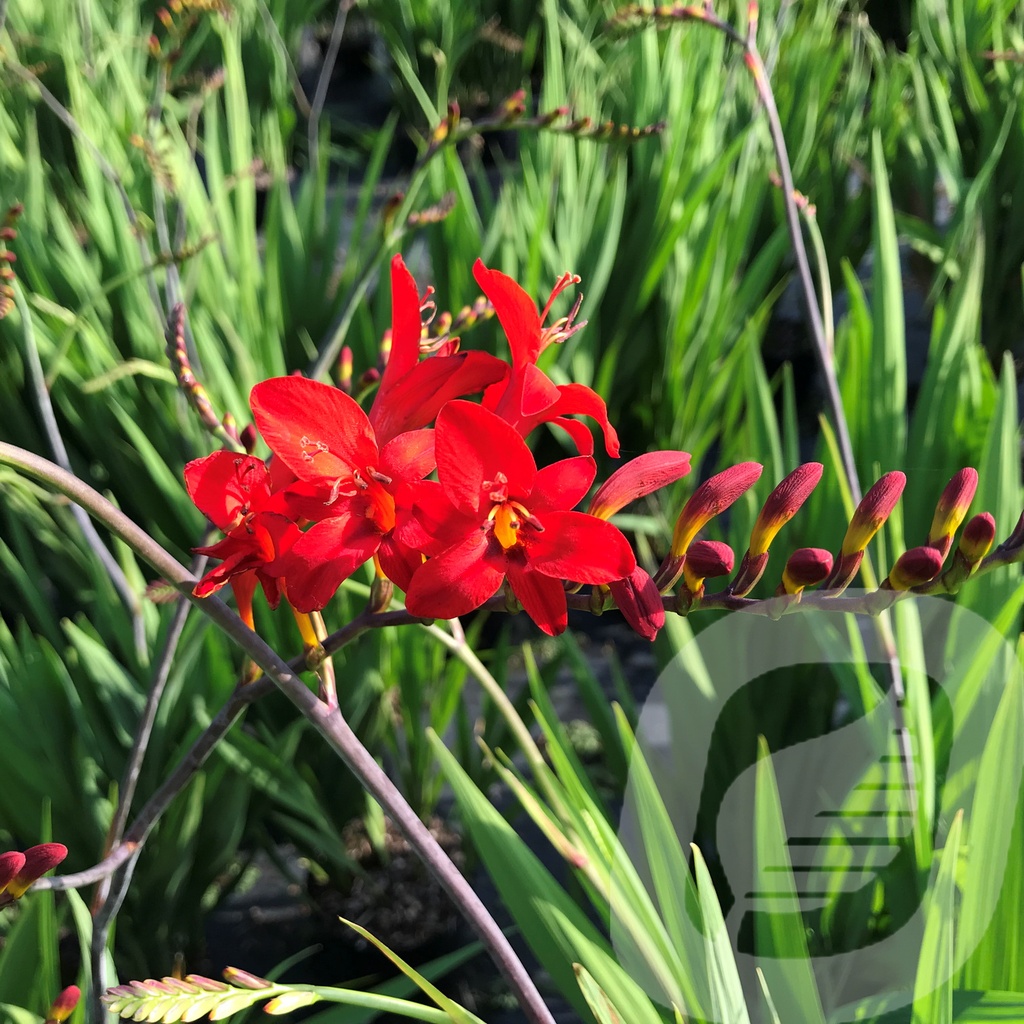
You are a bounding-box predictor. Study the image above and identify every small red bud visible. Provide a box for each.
[780,547,833,595]
[958,512,995,563]
[239,423,257,454]
[886,546,945,591]
[44,986,80,1024]
[6,843,67,898]
[0,851,26,893]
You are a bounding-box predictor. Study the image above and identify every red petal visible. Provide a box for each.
[267,454,297,492]
[405,531,505,620]
[399,480,476,555]
[549,416,596,456]
[251,377,378,482]
[184,452,271,531]
[381,254,423,387]
[506,560,567,636]
[514,382,620,457]
[609,567,665,641]
[229,570,259,629]
[551,384,620,457]
[435,400,537,515]
[278,516,382,612]
[529,512,636,584]
[473,259,543,367]
[377,535,423,592]
[370,352,508,443]
[589,451,692,519]
[256,568,283,610]
[519,364,562,417]
[531,457,596,513]
[379,429,436,481]
[192,546,252,598]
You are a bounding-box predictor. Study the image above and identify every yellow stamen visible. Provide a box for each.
[493,503,521,549]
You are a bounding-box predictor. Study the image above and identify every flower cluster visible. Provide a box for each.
[184,257,691,638]
[183,256,1009,642]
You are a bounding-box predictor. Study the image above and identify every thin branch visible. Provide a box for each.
[88,574,200,1019]
[0,443,555,1024]
[35,675,275,892]
[307,0,352,172]
[12,285,148,661]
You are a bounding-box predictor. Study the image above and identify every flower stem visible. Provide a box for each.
[0,442,555,1024]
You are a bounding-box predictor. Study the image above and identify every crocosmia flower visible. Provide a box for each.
[473,259,620,457]
[185,451,301,626]
[250,377,432,610]
[368,255,508,445]
[405,401,635,635]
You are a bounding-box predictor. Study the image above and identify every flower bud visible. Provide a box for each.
[338,346,354,394]
[239,423,257,454]
[0,851,26,894]
[5,843,67,899]
[841,471,906,557]
[825,472,906,594]
[609,567,665,641]
[368,574,394,615]
[731,463,822,595]
[670,462,763,557]
[682,540,735,598]
[44,986,80,1024]
[1003,508,1024,551]
[779,548,833,596]
[884,546,945,592]
[958,512,996,563]
[186,976,231,993]
[222,968,272,990]
[927,468,978,558]
[749,463,823,557]
[588,451,691,521]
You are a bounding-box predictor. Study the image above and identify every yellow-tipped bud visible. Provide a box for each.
[840,471,906,556]
[45,987,80,1024]
[927,468,978,556]
[885,546,944,592]
[958,512,995,564]
[3,844,67,899]
[671,462,763,557]
[749,462,823,557]
[682,540,735,596]
[780,548,833,596]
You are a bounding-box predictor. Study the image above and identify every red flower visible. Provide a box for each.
[368,255,508,445]
[472,260,620,457]
[250,377,433,610]
[405,401,635,635]
[185,452,300,626]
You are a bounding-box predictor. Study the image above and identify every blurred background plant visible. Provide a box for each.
[2,0,1024,1019]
